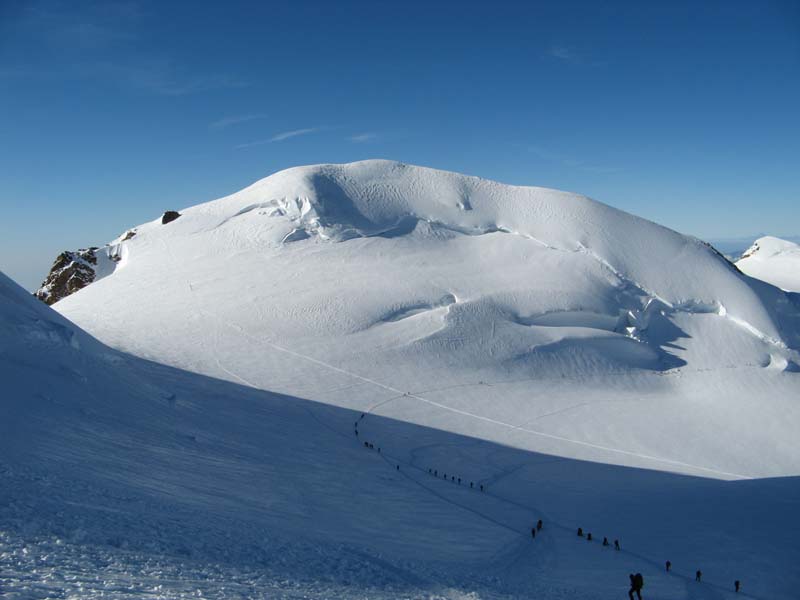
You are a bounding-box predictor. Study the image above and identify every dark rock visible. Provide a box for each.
[34,249,99,305]
[34,226,138,305]
[162,211,181,225]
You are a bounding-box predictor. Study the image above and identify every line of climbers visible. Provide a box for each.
[356,411,490,491]
[426,467,486,491]
[577,529,744,596]
[578,527,620,550]
[576,527,620,550]
[355,412,743,597]
[625,567,741,598]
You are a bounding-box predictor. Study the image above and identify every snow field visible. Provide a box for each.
[54,161,800,480]
[5,161,800,597]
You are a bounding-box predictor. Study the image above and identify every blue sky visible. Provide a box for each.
[1,0,798,290]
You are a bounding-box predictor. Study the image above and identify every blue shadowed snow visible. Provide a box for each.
[1,271,798,599]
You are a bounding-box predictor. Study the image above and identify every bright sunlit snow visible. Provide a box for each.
[736,236,800,293]
[3,161,799,599]
[55,161,800,478]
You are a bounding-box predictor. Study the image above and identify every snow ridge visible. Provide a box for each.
[48,160,800,481]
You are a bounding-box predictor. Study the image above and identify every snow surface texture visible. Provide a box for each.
[2,269,799,598]
[54,160,800,480]
[736,236,800,293]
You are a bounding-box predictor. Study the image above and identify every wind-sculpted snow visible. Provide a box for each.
[50,160,800,480]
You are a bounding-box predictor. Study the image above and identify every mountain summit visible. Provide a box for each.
[6,160,800,597]
[49,160,800,478]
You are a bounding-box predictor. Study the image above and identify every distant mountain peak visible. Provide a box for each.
[737,236,800,292]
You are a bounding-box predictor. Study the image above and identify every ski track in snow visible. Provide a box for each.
[148,238,762,597]
[213,305,751,481]
[17,161,800,598]
[319,413,766,600]
[156,238,769,597]
[154,218,783,483]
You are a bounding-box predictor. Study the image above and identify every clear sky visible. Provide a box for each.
[1,0,798,290]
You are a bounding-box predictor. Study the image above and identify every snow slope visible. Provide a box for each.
[52,160,800,480]
[51,160,800,479]
[3,269,800,599]
[736,236,800,293]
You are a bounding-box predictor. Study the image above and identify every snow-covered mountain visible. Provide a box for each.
[48,160,800,480]
[4,269,800,598]
[6,160,800,597]
[736,236,800,293]
[707,234,800,263]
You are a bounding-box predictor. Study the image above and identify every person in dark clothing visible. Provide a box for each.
[587,532,592,541]
[695,570,702,582]
[614,539,620,550]
[531,528,536,539]
[536,519,543,531]
[470,482,473,488]
[665,561,671,572]
[602,537,609,546]
[628,573,643,600]
[735,580,740,593]
[628,573,644,600]
[480,484,484,492]
[577,527,584,537]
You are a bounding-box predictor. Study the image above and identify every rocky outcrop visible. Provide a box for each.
[34,223,148,305]
[34,233,130,305]
[162,211,181,225]
[34,248,101,305]
[33,216,173,305]
[739,240,762,260]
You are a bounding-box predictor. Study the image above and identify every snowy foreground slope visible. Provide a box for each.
[736,236,800,293]
[3,270,800,599]
[54,160,800,480]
